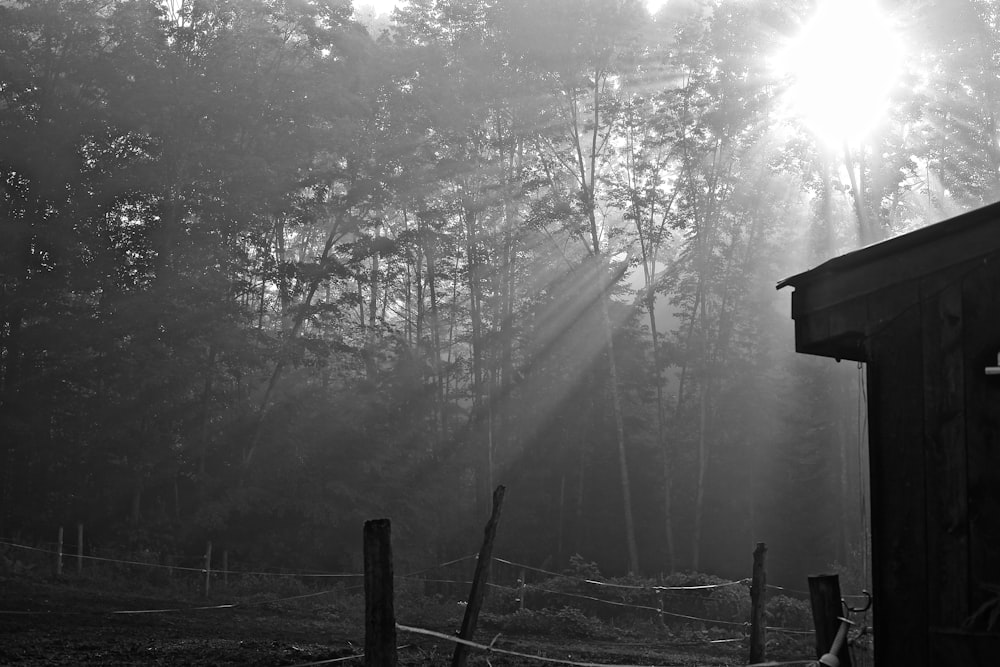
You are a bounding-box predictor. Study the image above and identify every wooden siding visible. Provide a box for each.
[866,297,928,665]
[962,264,1000,622]
[920,280,968,630]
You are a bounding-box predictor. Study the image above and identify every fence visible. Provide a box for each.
[0,515,872,667]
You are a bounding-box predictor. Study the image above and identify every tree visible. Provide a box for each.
[509,0,648,574]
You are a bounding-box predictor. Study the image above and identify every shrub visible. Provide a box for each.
[487,606,616,639]
[765,594,812,630]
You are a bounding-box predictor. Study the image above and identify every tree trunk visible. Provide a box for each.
[464,203,493,517]
[843,143,868,245]
[692,381,708,572]
[242,213,345,468]
[275,216,291,325]
[647,293,675,573]
[569,65,640,575]
[365,233,380,380]
[599,293,640,575]
[425,245,446,444]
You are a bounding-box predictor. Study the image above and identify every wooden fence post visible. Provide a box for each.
[203,541,212,598]
[76,523,84,574]
[809,574,852,667]
[452,485,506,667]
[749,542,767,664]
[55,526,63,577]
[364,519,397,667]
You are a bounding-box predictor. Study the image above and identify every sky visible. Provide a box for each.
[361,0,669,17]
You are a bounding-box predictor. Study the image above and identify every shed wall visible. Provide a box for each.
[863,256,1000,666]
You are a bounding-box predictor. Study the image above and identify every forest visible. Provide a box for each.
[1,0,998,591]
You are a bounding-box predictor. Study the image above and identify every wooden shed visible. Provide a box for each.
[778,202,1000,666]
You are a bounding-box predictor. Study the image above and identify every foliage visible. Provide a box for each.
[486,606,620,639]
[2,0,995,590]
[765,594,812,630]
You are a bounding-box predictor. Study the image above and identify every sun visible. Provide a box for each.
[776,0,903,147]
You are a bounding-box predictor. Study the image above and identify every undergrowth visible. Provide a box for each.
[3,543,822,659]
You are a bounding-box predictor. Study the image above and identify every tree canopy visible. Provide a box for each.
[2,0,996,583]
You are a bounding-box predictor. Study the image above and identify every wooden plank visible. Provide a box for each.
[961,258,1000,622]
[921,279,968,629]
[866,301,927,667]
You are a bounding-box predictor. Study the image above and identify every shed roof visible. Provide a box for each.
[778,200,1000,361]
[778,199,1000,291]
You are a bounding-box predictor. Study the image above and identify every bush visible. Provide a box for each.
[512,556,750,632]
[486,606,616,639]
[765,594,812,630]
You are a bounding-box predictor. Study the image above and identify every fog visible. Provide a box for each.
[1,0,993,599]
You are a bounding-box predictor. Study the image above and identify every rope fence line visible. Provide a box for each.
[0,540,363,578]
[1,539,814,634]
[285,644,415,667]
[525,584,747,627]
[401,554,478,577]
[1,541,206,574]
[384,566,819,638]
[397,622,818,667]
[0,540,476,580]
[286,652,364,666]
[3,538,830,600]
[493,556,749,592]
[0,540,475,618]
[765,583,869,601]
[397,623,673,667]
[0,584,346,616]
[2,538,820,643]
[522,584,813,636]
[395,571,818,637]
[766,584,810,596]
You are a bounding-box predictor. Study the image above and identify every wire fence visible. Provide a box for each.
[0,535,871,666]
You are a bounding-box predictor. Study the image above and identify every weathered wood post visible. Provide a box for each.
[364,519,396,667]
[55,526,63,577]
[749,542,767,663]
[452,485,506,667]
[809,574,852,667]
[203,541,212,598]
[222,550,228,586]
[76,523,84,574]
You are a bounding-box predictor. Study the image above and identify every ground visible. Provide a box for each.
[0,575,766,666]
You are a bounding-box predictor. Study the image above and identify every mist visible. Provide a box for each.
[1,0,993,610]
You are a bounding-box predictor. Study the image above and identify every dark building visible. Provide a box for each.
[779,203,1000,665]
